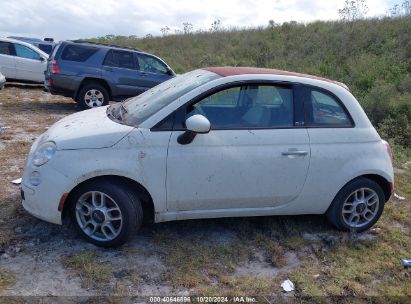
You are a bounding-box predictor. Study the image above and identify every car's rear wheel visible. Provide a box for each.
[76,83,109,109]
[326,178,385,232]
[69,180,143,247]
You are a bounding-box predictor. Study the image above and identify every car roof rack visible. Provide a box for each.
[69,40,142,52]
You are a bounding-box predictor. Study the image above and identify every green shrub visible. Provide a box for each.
[88,17,411,149]
[379,115,411,147]
[362,81,397,125]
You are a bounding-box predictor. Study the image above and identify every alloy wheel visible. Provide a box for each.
[75,191,123,241]
[342,187,380,228]
[84,89,104,107]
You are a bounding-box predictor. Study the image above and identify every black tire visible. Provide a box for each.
[69,180,143,247]
[326,177,385,232]
[76,83,109,109]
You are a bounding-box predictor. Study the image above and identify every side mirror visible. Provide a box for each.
[178,114,211,145]
[39,57,45,62]
[186,114,210,133]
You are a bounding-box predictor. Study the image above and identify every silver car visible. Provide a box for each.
[0,71,5,89]
[0,37,48,83]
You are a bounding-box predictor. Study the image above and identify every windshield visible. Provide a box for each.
[109,69,220,126]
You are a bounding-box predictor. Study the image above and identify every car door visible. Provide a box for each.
[101,49,145,97]
[135,53,173,89]
[166,83,311,212]
[13,43,46,82]
[0,41,16,79]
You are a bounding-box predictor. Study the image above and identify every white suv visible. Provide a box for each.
[0,37,48,83]
[21,67,394,247]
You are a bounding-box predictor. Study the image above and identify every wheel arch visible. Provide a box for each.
[328,173,393,212]
[75,77,113,101]
[361,174,393,202]
[62,175,155,224]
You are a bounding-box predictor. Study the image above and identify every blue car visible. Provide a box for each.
[45,40,176,109]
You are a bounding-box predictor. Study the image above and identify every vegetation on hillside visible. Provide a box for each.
[89,16,411,159]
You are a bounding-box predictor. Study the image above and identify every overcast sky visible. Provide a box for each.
[0,0,397,41]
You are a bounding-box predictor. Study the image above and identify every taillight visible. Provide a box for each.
[382,140,393,161]
[51,60,61,74]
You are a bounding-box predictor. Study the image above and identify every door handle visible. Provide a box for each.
[104,67,114,72]
[282,149,308,156]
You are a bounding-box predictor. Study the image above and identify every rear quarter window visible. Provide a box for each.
[61,45,98,62]
[0,41,13,55]
[304,88,353,127]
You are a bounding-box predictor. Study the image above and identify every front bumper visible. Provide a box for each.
[21,163,72,225]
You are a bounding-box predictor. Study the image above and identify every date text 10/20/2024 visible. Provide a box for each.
[149,296,258,303]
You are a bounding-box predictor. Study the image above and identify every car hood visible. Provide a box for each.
[41,106,134,150]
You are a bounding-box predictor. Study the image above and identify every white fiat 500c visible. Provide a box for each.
[21,67,394,247]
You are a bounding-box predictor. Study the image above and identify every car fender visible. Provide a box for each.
[64,168,148,196]
[292,140,393,214]
[331,154,393,202]
[50,129,168,214]
[74,76,115,99]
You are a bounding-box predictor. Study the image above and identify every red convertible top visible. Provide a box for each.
[204,66,349,90]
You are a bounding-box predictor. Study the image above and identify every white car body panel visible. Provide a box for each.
[0,38,48,83]
[21,70,394,226]
[22,128,170,224]
[0,53,16,78]
[42,106,134,150]
[0,72,5,89]
[166,128,310,211]
[14,55,46,82]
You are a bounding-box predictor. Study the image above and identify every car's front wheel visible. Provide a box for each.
[69,180,143,247]
[326,178,385,232]
[76,83,109,109]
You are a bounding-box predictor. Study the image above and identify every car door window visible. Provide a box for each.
[187,84,293,129]
[103,50,135,69]
[305,89,352,127]
[0,42,14,55]
[14,44,41,60]
[136,54,168,74]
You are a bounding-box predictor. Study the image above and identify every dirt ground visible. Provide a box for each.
[0,84,410,301]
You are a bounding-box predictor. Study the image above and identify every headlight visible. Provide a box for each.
[32,141,57,166]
